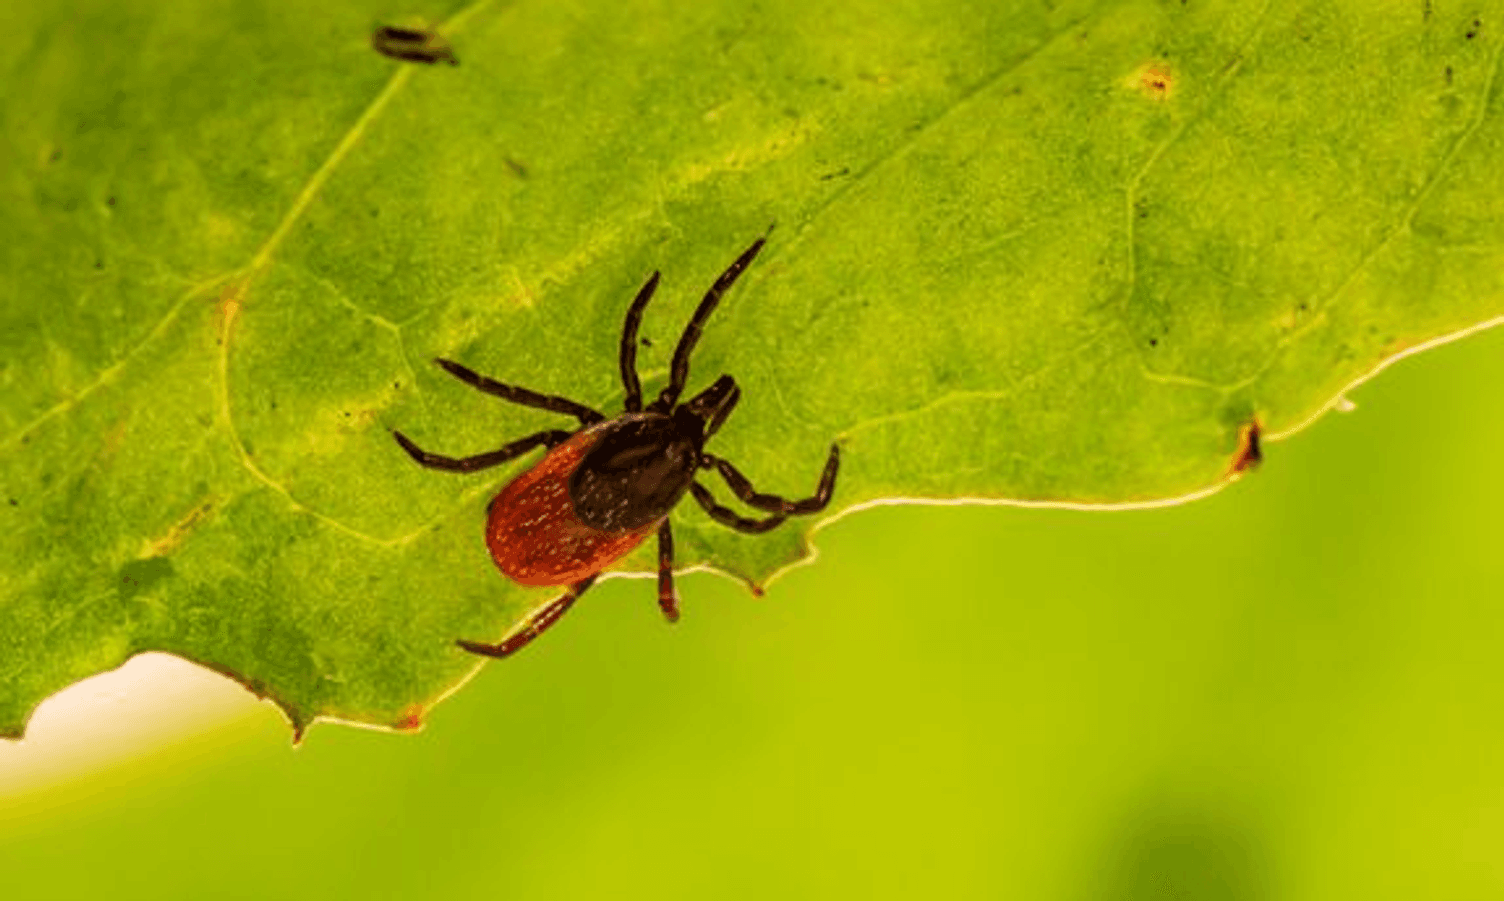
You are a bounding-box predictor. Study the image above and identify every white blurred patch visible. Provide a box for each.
[0,653,265,797]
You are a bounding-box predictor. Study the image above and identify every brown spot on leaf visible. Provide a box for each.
[1228,420,1263,477]
[218,281,244,325]
[1129,63,1175,100]
[395,706,424,731]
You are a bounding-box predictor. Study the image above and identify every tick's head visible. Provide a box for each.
[570,413,702,532]
[676,374,740,443]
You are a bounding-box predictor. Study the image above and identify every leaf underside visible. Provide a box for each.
[2,0,1501,736]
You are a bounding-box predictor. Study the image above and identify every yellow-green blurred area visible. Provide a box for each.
[3,326,1503,899]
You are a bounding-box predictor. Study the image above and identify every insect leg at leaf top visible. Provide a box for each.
[434,357,605,426]
[393,429,574,473]
[650,238,767,411]
[456,576,599,658]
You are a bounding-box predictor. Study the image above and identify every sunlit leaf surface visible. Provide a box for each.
[3,0,1500,735]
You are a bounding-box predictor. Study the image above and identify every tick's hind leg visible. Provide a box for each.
[701,444,840,514]
[657,520,679,623]
[434,358,604,426]
[393,428,572,473]
[456,575,598,658]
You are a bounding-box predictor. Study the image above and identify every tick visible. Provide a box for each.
[394,239,840,658]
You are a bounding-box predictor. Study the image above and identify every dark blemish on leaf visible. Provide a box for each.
[106,195,115,207]
[119,556,175,601]
[49,148,62,163]
[1446,65,1454,84]
[372,24,458,65]
[1228,421,1262,477]
[639,336,653,348]
[751,583,766,598]
[1425,0,1433,22]
[94,260,103,270]
[1467,19,1481,39]
[393,381,402,389]
[1148,338,1158,347]
[504,157,528,179]
[1135,198,1149,219]
[1130,63,1174,99]
[8,498,17,506]
[819,167,850,181]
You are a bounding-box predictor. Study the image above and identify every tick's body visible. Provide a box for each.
[487,415,690,586]
[485,424,653,586]
[394,239,839,658]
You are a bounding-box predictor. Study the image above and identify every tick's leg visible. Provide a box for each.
[657,520,680,623]
[620,272,660,412]
[456,575,598,658]
[701,444,840,514]
[690,481,788,534]
[393,428,572,473]
[434,358,604,426]
[652,238,767,411]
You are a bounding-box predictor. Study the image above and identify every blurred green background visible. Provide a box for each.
[3,325,1502,899]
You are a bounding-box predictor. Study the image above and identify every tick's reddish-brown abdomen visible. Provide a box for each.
[486,426,659,586]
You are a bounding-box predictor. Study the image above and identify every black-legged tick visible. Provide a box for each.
[394,239,840,658]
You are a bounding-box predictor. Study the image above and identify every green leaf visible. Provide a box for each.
[3,0,1501,737]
